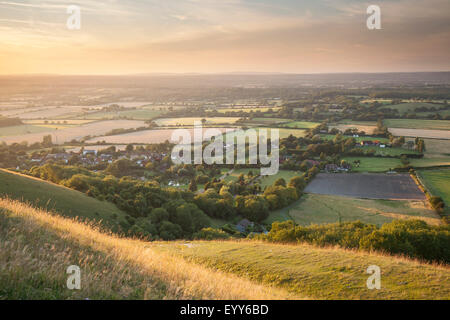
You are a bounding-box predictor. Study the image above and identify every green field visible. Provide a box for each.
[0,124,56,137]
[154,240,450,299]
[280,121,320,129]
[222,169,257,183]
[343,157,401,172]
[418,169,450,216]
[244,117,290,124]
[409,158,450,168]
[382,102,441,114]
[84,108,164,120]
[285,194,441,226]
[223,128,306,142]
[0,169,127,227]
[384,119,450,130]
[255,170,302,188]
[155,117,241,126]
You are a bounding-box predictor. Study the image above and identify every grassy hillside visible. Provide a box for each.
[0,198,294,300]
[154,241,450,299]
[0,169,127,228]
[1,197,449,300]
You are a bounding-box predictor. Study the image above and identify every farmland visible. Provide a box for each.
[384,119,450,130]
[343,157,401,172]
[381,102,441,114]
[304,173,425,200]
[0,120,146,144]
[328,123,377,134]
[388,128,450,139]
[418,169,450,216]
[270,193,440,226]
[84,108,165,120]
[155,117,241,126]
[256,170,303,188]
[0,124,58,137]
[87,127,238,144]
[280,121,320,129]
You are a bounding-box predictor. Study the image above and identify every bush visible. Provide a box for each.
[262,220,450,263]
[193,227,231,240]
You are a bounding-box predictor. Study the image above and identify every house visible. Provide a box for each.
[236,219,254,233]
[83,149,97,156]
[325,164,339,172]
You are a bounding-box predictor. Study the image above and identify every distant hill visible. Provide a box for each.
[1,196,448,300]
[0,169,127,230]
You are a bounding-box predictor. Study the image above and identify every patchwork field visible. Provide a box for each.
[305,173,425,200]
[384,119,450,131]
[222,128,307,142]
[381,102,441,114]
[155,117,241,126]
[87,127,237,144]
[84,108,164,120]
[0,120,146,144]
[214,107,281,113]
[284,193,440,226]
[1,106,91,119]
[0,124,58,137]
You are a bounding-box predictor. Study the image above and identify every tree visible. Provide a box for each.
[274,178,286,187]
[188,179,198,192]
[42,135,52,147]
[126,144,134,153]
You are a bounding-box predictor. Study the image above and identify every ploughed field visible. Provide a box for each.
[304,173,425,200]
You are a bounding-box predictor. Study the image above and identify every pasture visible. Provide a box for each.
[381,102,440,114]
[283,193,440,226]
[384,119,450,131]
[256,170,302,188]
[280,121,320,129]
[418,169,450,215]
[0,124,56,137]
[343,157,401,172]
[388,128,450,140]
[84,108,164,120]
[304,173,425,200]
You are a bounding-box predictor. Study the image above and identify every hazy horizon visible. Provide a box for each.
[1,0,449,75]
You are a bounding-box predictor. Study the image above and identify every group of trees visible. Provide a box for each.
[261,219,450,264]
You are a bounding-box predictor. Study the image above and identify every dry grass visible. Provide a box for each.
[0,198,300,300]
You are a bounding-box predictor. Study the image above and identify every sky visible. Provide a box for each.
[0,0,449,75]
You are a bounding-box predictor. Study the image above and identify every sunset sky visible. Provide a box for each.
[1,0,449,74]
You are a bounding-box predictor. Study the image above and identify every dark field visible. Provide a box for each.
[305,173,425,200]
